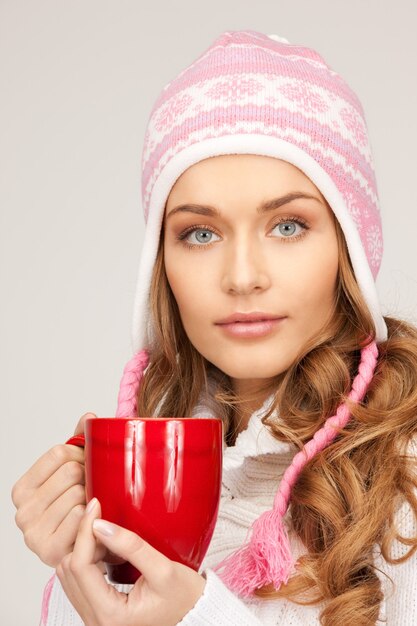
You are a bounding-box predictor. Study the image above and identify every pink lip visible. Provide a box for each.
[215,311,286,324]
[217,318,286,338]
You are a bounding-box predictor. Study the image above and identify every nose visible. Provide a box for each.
[221,234,271,295]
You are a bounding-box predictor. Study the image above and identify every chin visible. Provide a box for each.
[209,359,289,380]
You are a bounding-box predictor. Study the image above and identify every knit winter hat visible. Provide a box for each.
[132,29,387,352]
[115,30,383,596]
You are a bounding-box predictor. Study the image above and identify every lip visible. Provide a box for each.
[216,318,285,338]
[215,311,286,324]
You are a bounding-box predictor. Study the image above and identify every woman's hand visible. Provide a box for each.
[11,413,100,567]
[56,497,207,626]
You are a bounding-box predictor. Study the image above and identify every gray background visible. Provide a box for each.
[2,1,416,623]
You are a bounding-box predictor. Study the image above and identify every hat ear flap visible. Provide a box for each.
[116,349,150,417]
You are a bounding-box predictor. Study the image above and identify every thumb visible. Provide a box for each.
[73,412,97,436]
[92,519,171,589]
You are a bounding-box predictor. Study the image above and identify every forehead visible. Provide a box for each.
[164,154,327,219]
[165,154,325,205]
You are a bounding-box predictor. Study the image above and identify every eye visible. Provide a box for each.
[177,226,221,249]
[270,217,309,241]
[176,216,310,250]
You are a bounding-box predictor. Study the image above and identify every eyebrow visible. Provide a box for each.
[166,192,323,220]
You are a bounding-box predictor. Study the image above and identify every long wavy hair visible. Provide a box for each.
[137,215,417,625]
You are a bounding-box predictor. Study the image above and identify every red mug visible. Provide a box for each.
[65,417,223,584]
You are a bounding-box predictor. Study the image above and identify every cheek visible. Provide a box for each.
[279,240,339,311]
[306,250,339,313]
[164,259,216,355]
[164,250,213,322]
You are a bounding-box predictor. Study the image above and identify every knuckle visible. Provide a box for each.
[158,562,175,584]
[50,445,70,465]
[69,557,82,575]
[72,483,86,501]
[11,482,22,507]
[23,528,37,551]
[14,507,25,529]
[64,461,83,483]
[127,535,145,556]
[71,503,86,517]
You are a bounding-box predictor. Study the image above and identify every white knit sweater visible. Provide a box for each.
[41,396,417,625]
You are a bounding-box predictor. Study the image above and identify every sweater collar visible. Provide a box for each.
[222,393,297,469]
[191,385,297,462]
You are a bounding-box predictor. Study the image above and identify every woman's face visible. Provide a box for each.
[163,154,339,397]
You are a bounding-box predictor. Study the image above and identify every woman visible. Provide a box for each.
[12,30,417,625]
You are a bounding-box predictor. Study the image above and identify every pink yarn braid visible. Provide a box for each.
[115,348,150,417]
[39,572,56,625]
[212,338,379,597]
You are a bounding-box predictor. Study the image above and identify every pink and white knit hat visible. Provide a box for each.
[114,30,384,596]
[132,29,387,353]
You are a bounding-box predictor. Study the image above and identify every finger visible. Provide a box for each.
[65,498,127,618]
[47,501,123,566]
[73,412,97,436]
[41,484,86,535]
[56,553,99,626]
[72,500,125,565]
[12,445,84,506]
[56,495,102,621]
[71,499,114,591]
[48,504,109,564]
[43,459,85,508]
[92,518,172,591]
[15,462,85,530]
[73,498,103,564]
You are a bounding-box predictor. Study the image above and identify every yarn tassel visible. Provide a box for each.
[212,504,296,597]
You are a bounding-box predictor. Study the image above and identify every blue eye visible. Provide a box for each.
[272,220,305,238]
[192,229,219,244]
[177,217,309,250]
[178,226,221,248]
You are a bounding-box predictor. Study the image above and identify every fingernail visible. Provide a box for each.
[85,497,98,514]
[93,519,115,536]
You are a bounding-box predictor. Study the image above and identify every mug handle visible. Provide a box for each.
[65,434,85,447]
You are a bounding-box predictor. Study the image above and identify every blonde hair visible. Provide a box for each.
[137,218,417,625]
